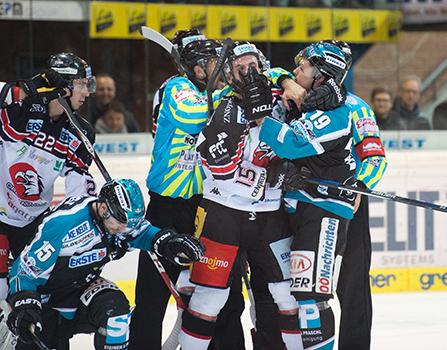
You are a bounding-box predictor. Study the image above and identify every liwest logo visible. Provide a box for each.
[200,256,229,270]
[69,248,107,268]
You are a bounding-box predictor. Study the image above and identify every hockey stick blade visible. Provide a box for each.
[140,26,184,75]
[57,97,112,182]
[206,37,233,116]
[305,178,447,213]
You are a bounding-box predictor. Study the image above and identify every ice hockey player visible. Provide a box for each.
[178,41,304,350]
[258,41,355,349]
[0,52,97,302]
[327,40,387,350]
[6,179,204,350]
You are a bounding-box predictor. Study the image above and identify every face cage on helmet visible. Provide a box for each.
[68,76,96,94]
[223,52,261,86]
[294,49,347,84]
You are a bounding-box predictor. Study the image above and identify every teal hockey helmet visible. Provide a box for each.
[295,42,349,84]
[99,178,145,230]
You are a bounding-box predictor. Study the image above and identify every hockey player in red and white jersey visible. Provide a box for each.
[0,52,97,300]
[178,41,303,350]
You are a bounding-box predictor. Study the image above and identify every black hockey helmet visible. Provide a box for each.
[223,41,267,91]
[294,42,349,84]
[223,41,269,78]
[172,28,206,55]
[49,52,96,93]
[319,39,353,72]
[98,179,145,231]
[180,39,222,87]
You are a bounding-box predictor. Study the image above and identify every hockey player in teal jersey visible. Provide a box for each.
[6,179,203,350]
[328,40,387,350]
[259,41,354,349]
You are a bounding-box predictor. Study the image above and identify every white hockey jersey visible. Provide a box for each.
[0,85,95,227]
[197,96,281,212]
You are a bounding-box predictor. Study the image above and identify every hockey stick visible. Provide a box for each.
[206,38,233,117]
[28,324,50,350]
[57,97,112,182]
[151,250,187,350]
[0,301,15,350]
[140,26,185,75]
[304,178,447,213]
[240,260,257,342]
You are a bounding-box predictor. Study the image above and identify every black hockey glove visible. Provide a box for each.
[233,66,273,121]
[301,78,346,113]
[7,291,42,344]
[266,158,286,190]
[284,163,312,192]
[152,229,205,266]
[267,160,311,192]
[19,69,68,105]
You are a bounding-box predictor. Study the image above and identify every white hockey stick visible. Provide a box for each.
[140,26,185,75]
[0,301,15,350]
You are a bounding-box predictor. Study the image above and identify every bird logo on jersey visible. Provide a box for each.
[8,162,44,201]
[252,142,275,168]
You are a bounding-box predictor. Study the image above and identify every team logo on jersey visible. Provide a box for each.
[252,142,275,168]
[8,163,44,201]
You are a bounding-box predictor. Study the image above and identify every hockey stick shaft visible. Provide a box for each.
[162,308,182,350]
[148,252,186,310]
[206,38,233,116]
[304,178,447,213]
[28,325,50,350]
[57,97,112,182]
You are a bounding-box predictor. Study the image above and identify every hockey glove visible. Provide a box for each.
[19,69,68,105]
[152,229,205,266]
[7,291,42,344]
[233,66,273,121]
[301,78,346,113]
[266,158,286,190]
[268,160,312,192]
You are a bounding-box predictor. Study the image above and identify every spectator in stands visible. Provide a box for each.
[433,101,447,129]
[389,75,430,130]
[95,100,128,134]
[371,86,403,130]
[89,73,140,132]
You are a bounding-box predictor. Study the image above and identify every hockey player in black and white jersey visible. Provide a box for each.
[178,41,303,350]
[0,53,97,301]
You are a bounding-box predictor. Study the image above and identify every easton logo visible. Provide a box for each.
[252,104,272,114]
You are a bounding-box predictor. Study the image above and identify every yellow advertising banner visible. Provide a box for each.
[305,10,333,41]
[90,2,401,43]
